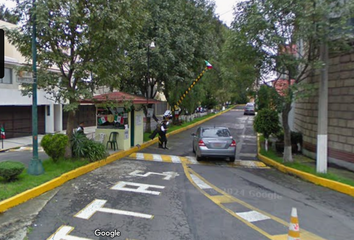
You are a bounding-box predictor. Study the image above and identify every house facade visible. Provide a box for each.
[0,20,98,138]
[293,51,354,171]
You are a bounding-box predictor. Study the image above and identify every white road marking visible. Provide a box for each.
[136,153,145,160]
[190,174,212,189]
[47,225,92,240]
[236,210,270,222]
[171,156,181,163]
[74,199,153,220]
[185,156,199,164]
[111,181,165,195]
[152,154,163,161]
[129,170,179,180]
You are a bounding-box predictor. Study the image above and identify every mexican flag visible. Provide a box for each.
[0,127,5,139]
[205,60,213,69]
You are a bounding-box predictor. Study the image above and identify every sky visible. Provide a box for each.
[213,0,241,27]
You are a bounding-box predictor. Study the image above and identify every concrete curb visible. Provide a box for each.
[0,106,236,213]
[0,147,20,153]
[256,135,354,198]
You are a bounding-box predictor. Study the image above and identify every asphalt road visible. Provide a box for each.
[3,107,354,240]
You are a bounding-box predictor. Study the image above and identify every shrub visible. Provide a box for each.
[0,161,25,181]
[253,108,281,139]
[71,132,89,158]
[84,140,109,162]
[71,132,108,162]
[41,134,69,162]
[275,131,303,145]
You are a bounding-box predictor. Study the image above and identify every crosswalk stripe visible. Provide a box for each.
[170,156,181,163]
[128,153,268,168]
[152,154,163,161]
[185,156,199,164]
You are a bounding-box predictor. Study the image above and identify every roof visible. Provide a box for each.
[80,91,163,104]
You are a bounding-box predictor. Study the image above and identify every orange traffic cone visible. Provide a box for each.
[288,207,300,240]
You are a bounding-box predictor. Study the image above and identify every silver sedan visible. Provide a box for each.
[192,126,236,162]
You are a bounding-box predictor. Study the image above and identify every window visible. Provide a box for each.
[202,128,230,138]
[0,68,12,84]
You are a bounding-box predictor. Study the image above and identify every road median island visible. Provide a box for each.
[257,134,354,198]
[0,106,236,213]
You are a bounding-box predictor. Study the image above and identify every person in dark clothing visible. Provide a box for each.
[77,122,85,135]
[160,120,168,149]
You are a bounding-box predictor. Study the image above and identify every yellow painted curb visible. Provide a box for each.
[257,135,354,198]
[0,107,235,213]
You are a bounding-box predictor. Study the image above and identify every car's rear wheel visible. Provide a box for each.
[196,152,202,161]
[229,157,235,162]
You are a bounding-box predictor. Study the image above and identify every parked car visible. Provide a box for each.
[244,103,255,115]
[192,126,236,162]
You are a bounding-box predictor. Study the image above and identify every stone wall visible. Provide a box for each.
[293,51,354,171]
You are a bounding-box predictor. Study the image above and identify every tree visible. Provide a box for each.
[120,0,227,131]
[253,108,281,151]
[0,4,19,24]
[257,84,282,111]
[6,0,146,158]
[234,0,354,162]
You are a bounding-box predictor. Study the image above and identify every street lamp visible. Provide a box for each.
[146,41,155,119]
[28,0,44,175]
[146,41,155,102]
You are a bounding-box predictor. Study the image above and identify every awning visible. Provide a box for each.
[80,91,163,104]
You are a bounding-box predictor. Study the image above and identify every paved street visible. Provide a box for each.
[2,108,354,240]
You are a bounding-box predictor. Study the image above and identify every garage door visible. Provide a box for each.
[0,106,45,139]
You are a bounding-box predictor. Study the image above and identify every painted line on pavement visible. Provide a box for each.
[190,173,212,189]
[111,181,165,195]
[74,199,153,220]
[128,153,269,169]
[47,225,92,240]
[182,163,326,240]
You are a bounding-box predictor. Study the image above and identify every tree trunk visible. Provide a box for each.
[282,102,293,162]
[64,109,76,159]
[265,138,268,152]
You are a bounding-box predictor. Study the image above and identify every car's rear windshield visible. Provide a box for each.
[202,128,230,137]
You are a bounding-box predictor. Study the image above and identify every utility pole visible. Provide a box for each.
[28,0,44,175]
[316,2,328,174]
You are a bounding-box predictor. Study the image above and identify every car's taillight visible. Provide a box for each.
[230,140,236,147]
[198,140,206,146]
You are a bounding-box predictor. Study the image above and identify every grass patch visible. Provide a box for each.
[259,138,354,187]
[0,158,90,201]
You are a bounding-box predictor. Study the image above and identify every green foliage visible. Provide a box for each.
[71,133,108,162]
[6,0,146,139]
[0,161,25,181]
[84,140,109,162]
[276,131,303,145]
[0,158,90,201]
[41,134,69,162]
[257,84,282,111]
[0,4,19,24]
[253,108,281,139]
